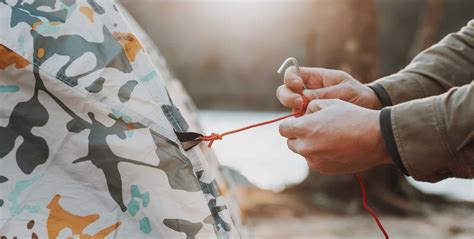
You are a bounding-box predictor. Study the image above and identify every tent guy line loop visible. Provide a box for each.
[176,57,389,239]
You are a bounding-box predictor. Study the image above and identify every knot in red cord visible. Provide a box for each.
[199,133,223,147]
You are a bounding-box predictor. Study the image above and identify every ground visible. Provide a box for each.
[238,188,474,239]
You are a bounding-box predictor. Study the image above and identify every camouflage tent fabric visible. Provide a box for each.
[0,0,240,238]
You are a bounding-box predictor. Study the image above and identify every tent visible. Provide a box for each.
[0,0,241,238]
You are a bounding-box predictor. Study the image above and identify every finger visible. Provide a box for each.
[287,139,304,155]
[283,66,305,93]
[276,85,303,109]
[299,67,349,89]
[306,99,340,114]
[302,84,344,100]
[279,118,307,139]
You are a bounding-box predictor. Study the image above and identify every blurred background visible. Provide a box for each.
[120,0,473,238]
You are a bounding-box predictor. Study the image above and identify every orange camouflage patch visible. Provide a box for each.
[37,48,45,58]
[47,195,122,239]
[113,32,144,62]
[0,45,30,70]
[80,6,95,22]
[32,20,43,30]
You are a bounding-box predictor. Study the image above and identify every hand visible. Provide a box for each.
[279,99,392,175]
[276,67,382,111]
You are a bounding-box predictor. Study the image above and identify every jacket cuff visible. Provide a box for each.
[368,84,393,107]
[391,96,455,182]
[379,108,409,175]
[367,73,427,105]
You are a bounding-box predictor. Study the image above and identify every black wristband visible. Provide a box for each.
[379,108,409,175]
[368,84,393,107]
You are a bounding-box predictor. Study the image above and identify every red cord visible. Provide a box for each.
[357,173,389,239]
[199,97,309,147]
[200,97,389,238]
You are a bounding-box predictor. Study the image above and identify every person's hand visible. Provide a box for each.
[279,99,392,175]
[276,67,382,111]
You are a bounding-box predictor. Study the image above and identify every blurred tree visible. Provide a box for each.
[306,0,378,83]
[408,0,444,60]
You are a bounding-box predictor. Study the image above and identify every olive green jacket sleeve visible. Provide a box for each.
[369,20,474,105]
[368,20,474,182]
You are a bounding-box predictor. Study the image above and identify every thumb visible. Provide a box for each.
[306,99,340,114]
[303,85,344,100]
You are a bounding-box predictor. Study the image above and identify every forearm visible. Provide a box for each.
[379,83,474,182]
[369,20,474,106]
